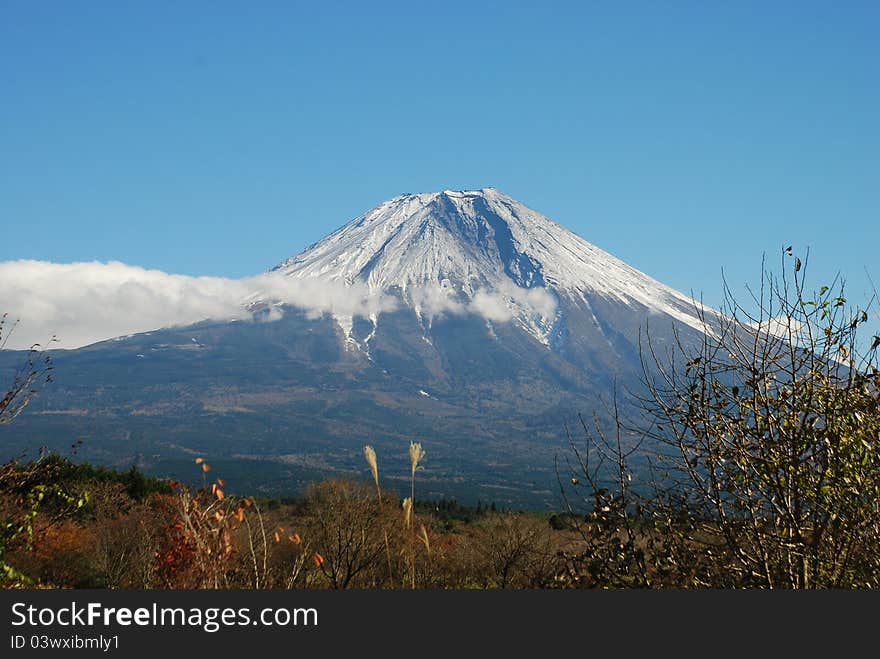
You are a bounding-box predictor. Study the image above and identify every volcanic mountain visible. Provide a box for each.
[1,189,708,508]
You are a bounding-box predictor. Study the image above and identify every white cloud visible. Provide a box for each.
[405,279,557,324]
[250,273,397,322]
[0,260,241,349]
[0,260,395,349]
[470,281,557,323]
[407,284,467,319]
[0,260,558,350]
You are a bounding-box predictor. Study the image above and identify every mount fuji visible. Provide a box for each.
[1,189,709,508]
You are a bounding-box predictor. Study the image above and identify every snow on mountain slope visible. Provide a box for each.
[271,188,707,348]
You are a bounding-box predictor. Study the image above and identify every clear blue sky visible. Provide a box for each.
[1,1,877,310]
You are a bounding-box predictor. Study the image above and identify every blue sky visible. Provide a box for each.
[1,1,877,311]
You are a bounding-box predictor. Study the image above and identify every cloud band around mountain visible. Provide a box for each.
[0,260,557,350]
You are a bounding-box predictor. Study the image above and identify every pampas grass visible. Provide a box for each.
[420,524,430,553]
[363,444,393,586]
[406,442,426,589]
[364,445,380,502]
[361,440,429,588]
[409,441,425,480]
[409,441,425,504]
[402,496,413,530]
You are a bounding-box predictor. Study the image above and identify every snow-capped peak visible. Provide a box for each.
[272,188,706,346]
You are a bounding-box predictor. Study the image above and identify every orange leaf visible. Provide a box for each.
[211,483,218,495]
[217,478,225,487]
[202,463,211,473]
[288,534,301,545]
[194,457,204,464]
[274,531,281,543]
[215,488,225,501]
[313,553,324,568]
[235,509,244,522]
